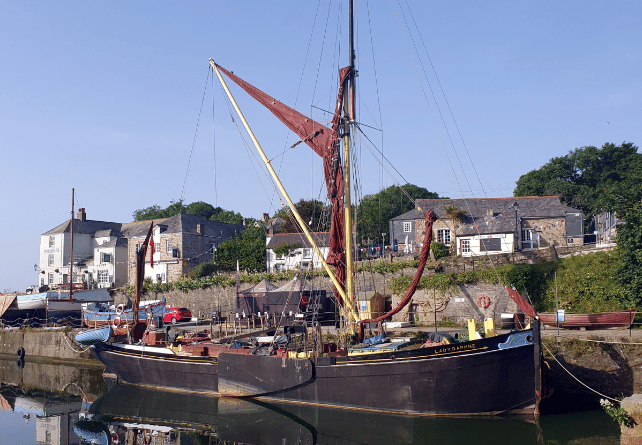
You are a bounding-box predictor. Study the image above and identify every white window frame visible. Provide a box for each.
[302,248,312,259]
[48,273,54,284]
[48,254,54,266]
[461,239,470,254]
[437,229,451,246]
[166,240,173,253]
[97,270,109,284]
[403,222,412,233]
[49,236,55,247]
[101,252,111,263]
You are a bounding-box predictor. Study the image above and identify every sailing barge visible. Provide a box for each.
[85,0,543,416]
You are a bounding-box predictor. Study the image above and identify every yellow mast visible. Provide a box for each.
[343,0,356,308]
[209,59,359,326]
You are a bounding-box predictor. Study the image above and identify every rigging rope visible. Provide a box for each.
[181,69,211,203]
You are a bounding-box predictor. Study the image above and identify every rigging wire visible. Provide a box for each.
[392,1,511,283]
[181,69,211,203]
[405,0,487,200]
[211,70,218,208]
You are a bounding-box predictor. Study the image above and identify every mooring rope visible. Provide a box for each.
[546,335,642,346]
[541,341,620,403]
[63,331,93,354]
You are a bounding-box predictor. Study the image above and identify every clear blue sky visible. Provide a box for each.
[1,1,640,292]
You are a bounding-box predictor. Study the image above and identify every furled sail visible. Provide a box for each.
[215,65,351,301]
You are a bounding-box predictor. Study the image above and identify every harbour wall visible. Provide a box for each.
[109,275,524,325]
[0,328,96,365]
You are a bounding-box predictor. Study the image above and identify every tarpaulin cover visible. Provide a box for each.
[0,293,15,317]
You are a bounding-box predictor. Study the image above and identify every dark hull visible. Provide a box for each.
[92,326,540,416]
[92,343,219,393]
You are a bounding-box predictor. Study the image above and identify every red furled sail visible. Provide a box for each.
[215,64,351,301]
[358,210,437,341]
[134,222,154,323]
[505,286,537,318]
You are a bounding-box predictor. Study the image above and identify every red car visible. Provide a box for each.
[164,307,192,324]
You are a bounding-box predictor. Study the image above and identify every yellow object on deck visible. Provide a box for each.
[467,319,477,340]
[484,318,496,338]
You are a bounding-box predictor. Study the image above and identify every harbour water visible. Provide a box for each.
[0,358,621,444]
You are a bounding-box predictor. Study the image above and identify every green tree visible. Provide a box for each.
[132,204,165,221]
[356,184,440,245]
[215,225,266,272]
[514,142,641,216]
[186,201,218,220]
[274,199,330,233]
[133,200,246,224]
[210,208,244,225]
[615,205,642,307]
[273,242,303,259]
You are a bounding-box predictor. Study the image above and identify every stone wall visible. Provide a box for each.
[111,269,523,325]
[0,329,96,364]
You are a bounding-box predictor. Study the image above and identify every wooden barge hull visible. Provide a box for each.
[218,331,537,415]
[538,309,635,330]
[92,343,219,393]
[91,326,539,416]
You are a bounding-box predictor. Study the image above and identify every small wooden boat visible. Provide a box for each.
[538,309,636,330]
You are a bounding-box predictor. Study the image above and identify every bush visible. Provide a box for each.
[430,242,449,259]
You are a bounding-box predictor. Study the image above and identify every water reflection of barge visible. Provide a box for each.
[79,383,620,445]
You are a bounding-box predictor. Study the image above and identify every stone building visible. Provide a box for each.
[389,196,584,257]
[39,209,244,289]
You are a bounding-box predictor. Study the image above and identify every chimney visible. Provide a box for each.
[196,223,203,235]
[262,213,269,222]
[486,208,494,217]
[77,208,86,222]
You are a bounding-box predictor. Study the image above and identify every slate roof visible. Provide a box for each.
[43,213,245,241]
[266,232,330,249]
[97,238,128,249]
[392,196,583,236]
[43,219,124,236]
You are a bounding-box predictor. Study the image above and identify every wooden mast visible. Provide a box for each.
[69,188,74,299]
[343,0,356,309]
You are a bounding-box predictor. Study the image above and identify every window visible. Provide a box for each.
[48,273,53,284]
[101,253,111,263]
[437,229,451,246]
[166,240,173,253]
[521,230,531,242]
[302,248,312,259]
[48,254,54,266]
[49,236,55,247]
[461,239,470,254]
[97,270,109,284]
[403,222,412,233]
[154,243,160,253]
[480,238,501,251]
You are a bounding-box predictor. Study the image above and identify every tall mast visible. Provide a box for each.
[343,0,356,304]
[69,188,74,298]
